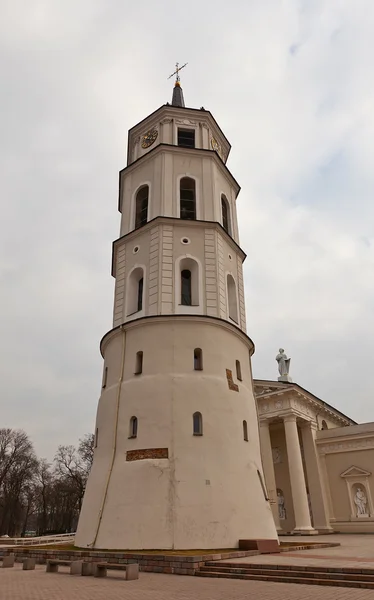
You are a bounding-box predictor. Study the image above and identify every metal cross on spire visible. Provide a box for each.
[168,62,188,84]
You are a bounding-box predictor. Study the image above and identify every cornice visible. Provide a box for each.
[317,434,374,455]
[118,143,241,213]
[111,216,247,277]
[126,104,232,162]
[254,380,353,426]
[100,314,255,357]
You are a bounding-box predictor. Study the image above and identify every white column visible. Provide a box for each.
[301,422,333,532]
[283,415,315,534]
[259,420,281,531]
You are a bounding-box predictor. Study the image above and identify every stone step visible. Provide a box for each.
[195,570,374,589]
[205,560,374,576]
[199,565,374,582]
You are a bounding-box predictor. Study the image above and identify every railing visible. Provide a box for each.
[0,533,76,546]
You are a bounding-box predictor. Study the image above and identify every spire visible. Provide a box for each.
[172,81,185,107]
[168,62,187,108]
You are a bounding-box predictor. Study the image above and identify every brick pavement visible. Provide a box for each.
[1,565,374,600]
[2,534,374,599]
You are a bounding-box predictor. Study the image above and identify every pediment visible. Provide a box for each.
[254,384,282,397]
[340,466,372,478]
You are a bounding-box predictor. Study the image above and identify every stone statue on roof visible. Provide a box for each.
[276,348,292,383]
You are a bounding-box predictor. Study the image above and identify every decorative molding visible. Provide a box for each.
[161,118,172,124]
[274,399,283,410]
[175,118,198,126]
[318,438,374,454]
[126,448,168,461]
[254,384,351,427]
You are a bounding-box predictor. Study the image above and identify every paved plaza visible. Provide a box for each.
[1,534,374,599]
[226,533,374,569]
[1,567,374,600]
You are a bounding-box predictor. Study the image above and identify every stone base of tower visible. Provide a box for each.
[75,315,278,550]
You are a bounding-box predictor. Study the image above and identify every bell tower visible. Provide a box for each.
[76,74,278,550]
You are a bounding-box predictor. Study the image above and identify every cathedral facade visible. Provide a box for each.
[76,78,374,549]
[255,377,374,534]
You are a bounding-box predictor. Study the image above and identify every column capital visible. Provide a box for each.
[283,413,297,424]
[301,420,318,431]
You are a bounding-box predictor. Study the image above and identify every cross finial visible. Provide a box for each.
[168,62,188,85]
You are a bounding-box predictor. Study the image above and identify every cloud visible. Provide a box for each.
[1,0,374,456]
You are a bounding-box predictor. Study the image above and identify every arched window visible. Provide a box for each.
[193,412,203,436]
[135,186,148,229]
[194,348,203,370]
[236,360,242,381]
[179,258,200,307]
[126,267,145,316]
[180,177,196,220]
[129,416,138,438]
[221,195,231,235]
[227,274,239,323]
[135,351,143,375]
[243,420,248,441]
[181,269,192,305]
[321,419,328,430]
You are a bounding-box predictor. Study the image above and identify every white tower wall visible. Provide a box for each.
[76,318,276,549]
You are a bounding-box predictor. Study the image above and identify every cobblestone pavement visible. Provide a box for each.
[1,566,374,600]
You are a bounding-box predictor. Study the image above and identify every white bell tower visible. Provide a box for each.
[76,73,278,550]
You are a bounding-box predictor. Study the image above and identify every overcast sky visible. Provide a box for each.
[1,0,374,459]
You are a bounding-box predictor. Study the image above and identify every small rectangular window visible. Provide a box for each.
[137,277,143,312]
[178,129,195,148]
[135,351,143,375]
[236,360,242,381]
[194,348,203,371]
[193,412,203,435]
[95,428,98,448]
[102,366,108,388]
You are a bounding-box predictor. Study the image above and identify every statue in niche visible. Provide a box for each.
[277,490,286,520]
[276,349,292,382]
[354,487,368,517]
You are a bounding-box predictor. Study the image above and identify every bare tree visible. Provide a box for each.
[0,429,94,537]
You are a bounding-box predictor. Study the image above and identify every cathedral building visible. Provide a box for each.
[76,75,374,549]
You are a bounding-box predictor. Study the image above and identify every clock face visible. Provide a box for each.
[211,137,221,153]
[141,128,158,149]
